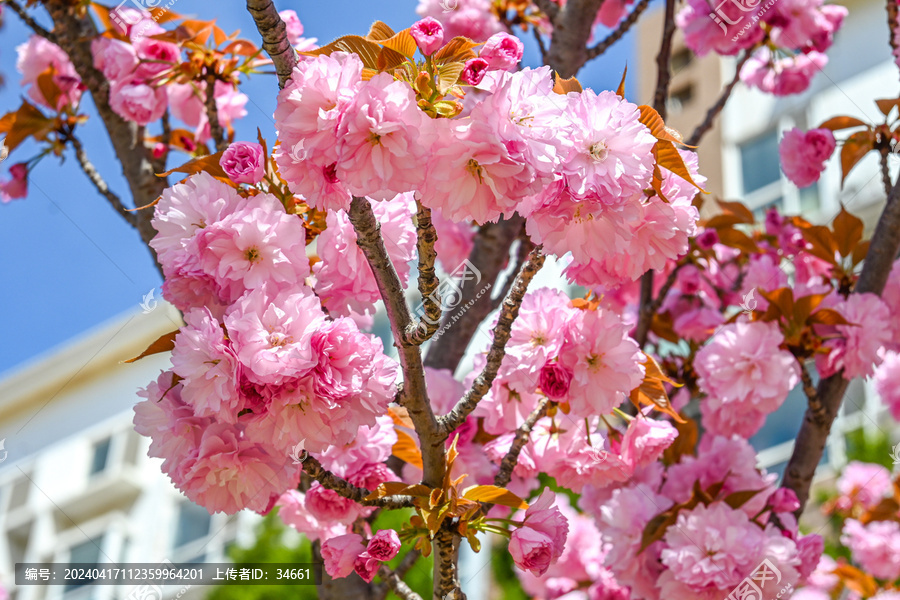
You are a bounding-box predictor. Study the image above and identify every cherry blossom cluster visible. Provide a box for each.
[274,34,701,289]
[134,172,399,514]
[677,0,846,95]
[89,7,248,132]
[789,461,900,600]
[588,435,823,600]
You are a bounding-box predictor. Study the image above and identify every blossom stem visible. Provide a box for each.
[494,397,551,489]
[438,246,546,435]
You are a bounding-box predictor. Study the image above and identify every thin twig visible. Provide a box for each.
[652,0,677,118]
[586,0,652,61]
[4,0,57,42]
[881,147,893,197]
[406,200,442,345]
[685,52,752,147]
[374,551,423,600]
[65,131,136,227]
[798,361,821,411]
[634,261,685,346]
[245,0,297,89]
[300,455,413,509]
[438,246,546,435]
[494,397,551,488]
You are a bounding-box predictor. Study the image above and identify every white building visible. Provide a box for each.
[0,304,260,600]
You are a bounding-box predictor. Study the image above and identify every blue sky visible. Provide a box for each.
[0,0,636,375]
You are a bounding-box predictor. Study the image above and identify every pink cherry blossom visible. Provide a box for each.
[817,293,892,379]
[422,118,541,223]
[841,519,900,580]
[769,488,801,513]
[660,501,800,600]
[224,285,325,387]
[836,461,893,510]
[539,361,573,400]
[366,530,401,561]
[16,35,83,110]
[695,321,799,438]
[676,0,764,56]
[411,17,445,55]
[198,194,310,303]
[274,53,362,209]
[279,10,305,45]
[0,164,28,203]
[171,308,243,422]
[321,533,366,578]
[178,422,298,514]
[109,78,168,125]
[510,489,569,576]
[220,142,266,185]
[335,73,431,200]
[431,209,475,271]
[780,128,836,188]
[132,35,180,79]
[91,37,138,82]
[479,32,524,70]
[559,90,655,198]
[305,481,362,525]
[874,350,900,420]
[415,0,504,41]
[354,554,381,583]
[276,490,348,542]
[150,172,245,270]
[166,81,248,142]
[314,196,416,316]
[461,57,489,85]
[559,308,645,417]
[741,49,828,96]
[620,418,677,469]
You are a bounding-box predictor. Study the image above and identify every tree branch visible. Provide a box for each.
[685,52,752,147]
[652,0,678,118]
[347,197,444,489]
[545,0,606,77]
[438,246,546,435]
[43,0,167,273]
[374,551,423,600]
[434,524,464,600]
[301,455,413,509]
[5,0,57,42]
[634,261,685,346]
[245,0,297,89]
[64,130,136,227]
[205,73,228,153]
[494,397,551,489]
[782,181,900,514]
[425,216,524,372]
[585,0,651,61]
[534,0,561,23]
[406,200,442,345]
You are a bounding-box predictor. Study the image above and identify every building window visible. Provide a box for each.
[667,85,694,115]
[671,47,693,72]
[174,501,212,550]
[740,131,781,194]
[89,438,111,476]
[64,537,103,592]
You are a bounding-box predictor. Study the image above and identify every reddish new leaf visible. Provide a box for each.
[123,330,178,363]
